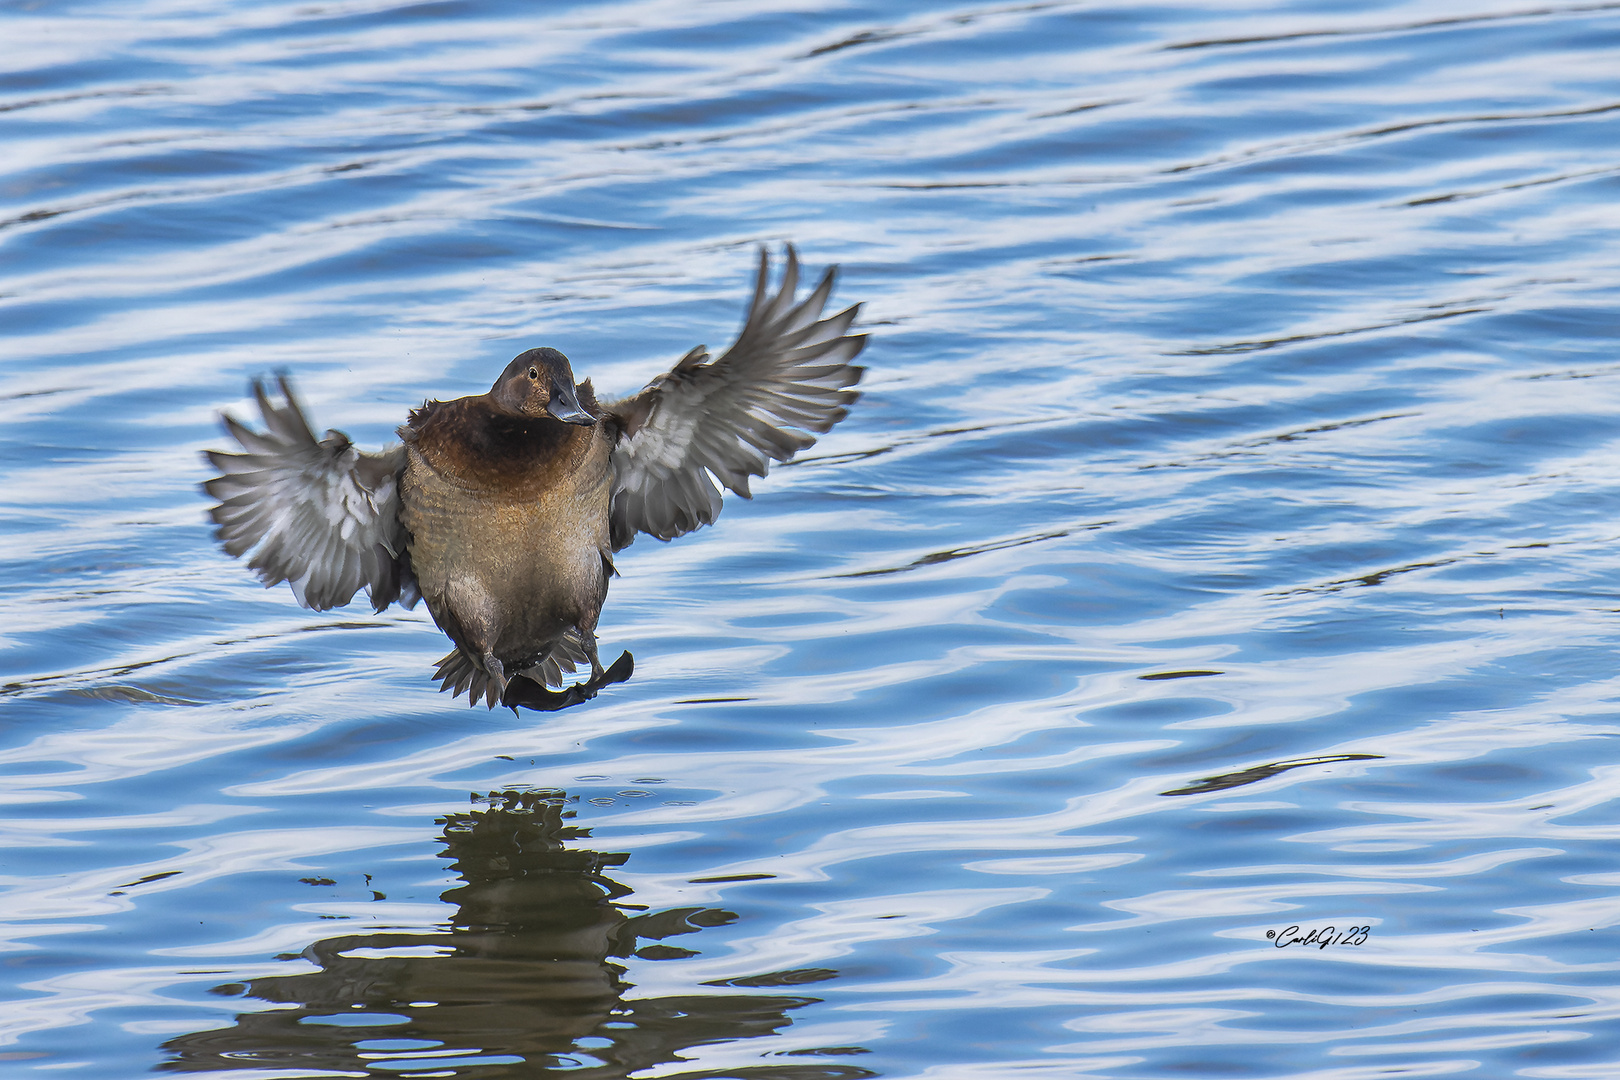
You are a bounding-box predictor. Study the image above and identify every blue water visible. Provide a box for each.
[5,1,1620,1076]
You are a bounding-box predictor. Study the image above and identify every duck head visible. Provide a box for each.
[490,347,596,425]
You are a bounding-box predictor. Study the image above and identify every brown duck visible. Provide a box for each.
[203,247,865,709]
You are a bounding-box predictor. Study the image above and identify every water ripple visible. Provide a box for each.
[6,0,1620,1076]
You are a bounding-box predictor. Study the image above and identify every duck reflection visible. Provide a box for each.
[160,792,874,1078]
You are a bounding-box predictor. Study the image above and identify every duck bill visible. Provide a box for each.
[547,383,596,426]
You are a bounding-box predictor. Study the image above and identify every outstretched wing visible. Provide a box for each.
[606,245,866,551]
[202,376,416,612]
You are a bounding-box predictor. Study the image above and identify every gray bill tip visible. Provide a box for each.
[547,387,596,425]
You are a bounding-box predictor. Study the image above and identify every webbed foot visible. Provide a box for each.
[597,650,634,688]
[500,651,633,712]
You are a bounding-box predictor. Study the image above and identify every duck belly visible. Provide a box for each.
[401,450,610,670]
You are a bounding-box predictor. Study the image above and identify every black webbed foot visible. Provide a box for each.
[598,649,633,687]
[500,679,590,712]
[501,651,634,712]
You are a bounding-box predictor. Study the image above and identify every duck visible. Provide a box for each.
[203,246,865,710]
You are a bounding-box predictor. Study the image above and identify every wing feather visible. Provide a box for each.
[605,245,866,549]
[202,376,414,612]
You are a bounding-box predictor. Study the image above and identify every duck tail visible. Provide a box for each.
[432,647,495,708]
[430,632,592,708]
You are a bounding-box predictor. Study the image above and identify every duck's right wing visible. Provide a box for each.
[203,376,417,613]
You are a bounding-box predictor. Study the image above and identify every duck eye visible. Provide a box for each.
[528,367,539,380]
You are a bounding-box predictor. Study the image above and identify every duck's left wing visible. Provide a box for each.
[604,245,866,551]
[203,376,416,612]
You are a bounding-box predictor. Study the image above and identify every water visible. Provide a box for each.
[4,0,1620,1076]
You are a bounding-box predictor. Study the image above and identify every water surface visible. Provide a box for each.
[5,1,1620,1077]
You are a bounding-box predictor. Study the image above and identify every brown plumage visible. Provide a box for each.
[202,246,866,709]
